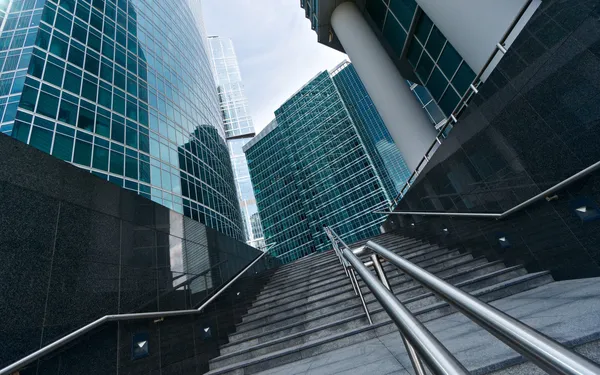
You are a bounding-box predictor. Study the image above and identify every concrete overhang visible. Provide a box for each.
[301,0,367,54]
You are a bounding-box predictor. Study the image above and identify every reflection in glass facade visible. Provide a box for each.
[332,61,410,195]
[0,0,244,241]
[245,63,408,263]
[209,36,265,250]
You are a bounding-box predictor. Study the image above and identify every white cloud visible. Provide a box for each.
[202,0,346,132]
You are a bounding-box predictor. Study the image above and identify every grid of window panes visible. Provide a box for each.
[246,70,391,263]
[245,119,312,264]
[3,0,244,241]
[332,62,410,195]
[406,80,446,126]
[208,36,254,138]
[365,0,476,116]
[227,135,265,247]
[0,0,45,132]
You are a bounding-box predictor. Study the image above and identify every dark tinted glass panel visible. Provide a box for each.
[366,0,387,31]
[438,87,460,115]
[427,67,448,100]
[383,16,407,57]
[52,133,73,161]
[452,62,476,95]
[389,0,416,28]
[425,27,445,61]
[415,13,433,44]
[30,126,53,153]
[73,140,92,166]
[416,52,434,82]
[438,43,462,78]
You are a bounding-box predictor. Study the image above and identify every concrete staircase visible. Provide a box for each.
[203,232,578,375]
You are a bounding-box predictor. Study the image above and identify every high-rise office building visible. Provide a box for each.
[300,0,540,172]
[244,62,408,263]
[0,0,244,241]
[208,36,265,250]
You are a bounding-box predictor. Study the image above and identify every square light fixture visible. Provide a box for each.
[570,197,600,222]
[132,332,150,360]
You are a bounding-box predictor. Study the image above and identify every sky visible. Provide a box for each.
[202,0,346,133]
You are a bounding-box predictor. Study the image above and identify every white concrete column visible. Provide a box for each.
[331,2,437,172]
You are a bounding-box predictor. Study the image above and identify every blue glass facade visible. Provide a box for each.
[332,61,410,195]
[208,36,265,249]
[0,0,244,241]
[245,63,409,263]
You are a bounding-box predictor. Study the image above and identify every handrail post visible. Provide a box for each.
[341,247,469,375]
[365,240,600,375]
[370,254,427,375]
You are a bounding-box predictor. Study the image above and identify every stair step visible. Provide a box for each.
[249,248,461,315]
[220,265,526,357]
[231,257,494,341]
[242,252,477,323]
[207,271,553,374]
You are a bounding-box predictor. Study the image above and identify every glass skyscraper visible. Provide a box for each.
[244,62,408,263]
[208,36,264,249]
[0,0,244,241]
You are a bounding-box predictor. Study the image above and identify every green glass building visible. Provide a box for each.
[244,62,408,263]
[0,0,244,241]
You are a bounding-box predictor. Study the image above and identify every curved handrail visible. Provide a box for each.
[364,240,600,375]
[0,250,270,375]
[377,159,600,220]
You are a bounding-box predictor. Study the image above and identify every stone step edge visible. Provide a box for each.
[249,248,473,317]
[251,247,460,312]
[207,272,552,374]
[226,260,507,344]
[258,244,456,297]
[220,265,525,355]
[235,256,489,333]
[241,252,477,325]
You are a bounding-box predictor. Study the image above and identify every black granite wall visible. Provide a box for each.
[384,0,600,280]
[0,133,279,373]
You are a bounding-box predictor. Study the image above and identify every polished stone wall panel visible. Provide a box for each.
[386,1,600,280]
[0,133,279,373]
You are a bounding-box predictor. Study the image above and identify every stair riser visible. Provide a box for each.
[211,274,554,374]
[223,268,542,366]
[268,258,341,283]
[253,273,350,306]
[356,256,486,291]
[210,329,378,374]
[219,315,369,357]
[275,251,336,271]
[243,258,490,328]
[243,288,356,322]
[258,244,444,300]
[232,304,366,342]
[241,296,361,327]
[268,242,438,288]
[250,250,462,315]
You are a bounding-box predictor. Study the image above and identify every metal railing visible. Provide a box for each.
[376,159,600,220]
[0,250,271,375]
[346,237,600,375]
[389,0,535,212]
[325,227,372,324]
[325,227,469,375]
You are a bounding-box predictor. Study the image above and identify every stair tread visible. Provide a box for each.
[207,271,554,373]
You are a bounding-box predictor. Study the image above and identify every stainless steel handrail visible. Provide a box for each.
[0,250,270,375]
[365,240,600,375]
[324,227,373,325]
[377,159,600,220]
[342,247,469,375]
[389,0,535,211]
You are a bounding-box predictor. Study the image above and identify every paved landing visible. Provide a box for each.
[256,278,600,375]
